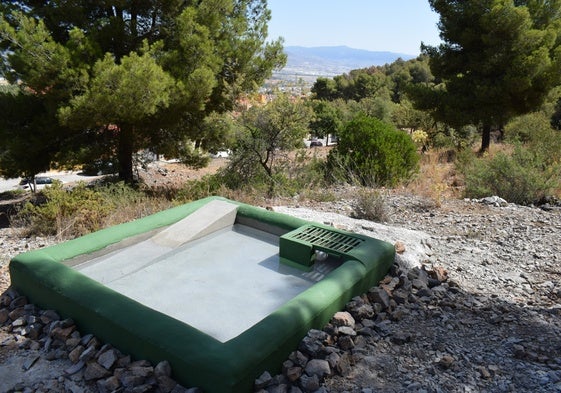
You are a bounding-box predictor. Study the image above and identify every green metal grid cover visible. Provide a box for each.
[289,225,363,253]
[279,224,365,269]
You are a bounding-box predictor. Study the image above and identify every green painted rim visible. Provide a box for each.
[9,196,395,392]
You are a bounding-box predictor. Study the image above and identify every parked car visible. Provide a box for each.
[210,150,231,158]
[18,176,55,190]
[309,139,323,147]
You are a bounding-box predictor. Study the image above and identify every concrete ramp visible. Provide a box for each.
[152,200,238,248]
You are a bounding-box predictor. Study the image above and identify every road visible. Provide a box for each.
[0,170,103,193]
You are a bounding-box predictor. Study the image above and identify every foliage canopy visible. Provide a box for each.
[327,116,419,187]
[411,0,561,152]
[0,0,285,182]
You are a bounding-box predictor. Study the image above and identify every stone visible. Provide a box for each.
[305,359,331,379]
[130,384,153,393]
[155,360,172,377]
[0,308,9,324]
[69,345,85,363]
[348,302,375,321]
[86,336,101,349]
[120,372,145,387]
[84,361,111,381]
[415,287,433,298]
[477,366,492,379]
[428,266,448,283]
[64,360,85,375]
[9,295,28,309]
[12,316,26,327]
[299,331,328,358]
[288,351,309,368]
[479,196,508,207]
[22,355,40,371]
[21,323,42,339]
[157,375,178,393]
[394,241,406,254]
[367,287,391,310]
[50,325,76,341]
[130,365,154,378]
[357,326,378,338]
[408,267,429,287]
[9,308,26,321]
[337,326,357,336]
[2,193,561,393]
[98,348,119,370]
[325,352,340,369]
[40,309,60,324]
[437,355,455,369]
[79,345,97,362]
[0,293,12,308]
[285,366,302,382]
[65,337,81,349]
[117,354,132,368]
[299,374,320,392]
[392,289,409,304]
[58,318,75,328]
[332,311,355,328]
[97,376,121,392]
[335,353,353,376]
[255,371,273,390]
[79,333,94,346]
[412,278,428,290]
[390,332,411,345]
[338,335,355,351]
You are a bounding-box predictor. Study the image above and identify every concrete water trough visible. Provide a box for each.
[9,197,394,392]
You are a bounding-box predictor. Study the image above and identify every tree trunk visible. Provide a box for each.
[480,123,491,154]
[118,124,135,183]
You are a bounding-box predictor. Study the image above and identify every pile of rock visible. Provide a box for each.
[255,243,561,393]
[0,287,197,393]
[254,264,452,393]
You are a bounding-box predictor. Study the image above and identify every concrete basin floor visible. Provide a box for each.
[74,224,341,342]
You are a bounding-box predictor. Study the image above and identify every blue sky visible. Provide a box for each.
[267,1,442,55]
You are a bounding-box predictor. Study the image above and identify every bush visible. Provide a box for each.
[173,174,224,202]
[430,125,478,150]
[505,112,553,144]
[459,145,561,205]
[17,181,172,238]
[219,147,329,199]
[327,115,419,187]
[351,188,388,222]
[18,181,110,237]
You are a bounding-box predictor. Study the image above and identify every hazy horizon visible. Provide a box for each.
[267,1,441,56]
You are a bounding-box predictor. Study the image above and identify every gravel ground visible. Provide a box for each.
[1,192,560,392]
[267,193,561,393]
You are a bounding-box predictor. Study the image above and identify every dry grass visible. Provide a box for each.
[402,148,463,206]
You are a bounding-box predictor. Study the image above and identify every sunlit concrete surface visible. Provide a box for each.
[74,224,340,342]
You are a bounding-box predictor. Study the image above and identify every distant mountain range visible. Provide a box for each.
[273,45,416,82]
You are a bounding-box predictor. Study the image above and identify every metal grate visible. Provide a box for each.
[289,226,363,254]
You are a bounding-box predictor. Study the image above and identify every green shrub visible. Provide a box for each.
[460,145,561,205]
[18,181,110,237]
[173,174,226,202]
[505,112,553,144]
[327,115,419,187]
[430,125,478,150]
[16,180,172,237]
[219,148,328,199]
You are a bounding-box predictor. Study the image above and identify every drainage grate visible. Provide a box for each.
[289,226,363,254]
